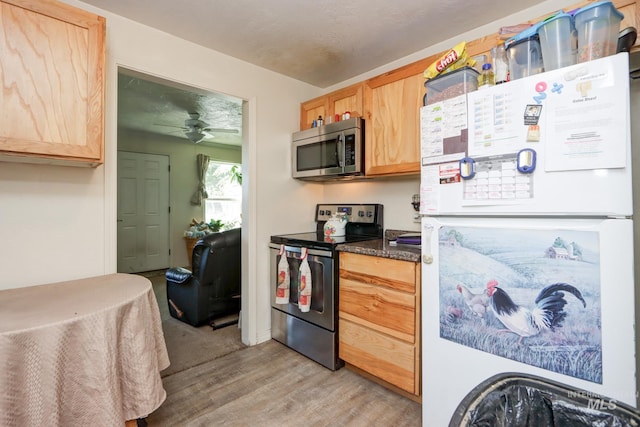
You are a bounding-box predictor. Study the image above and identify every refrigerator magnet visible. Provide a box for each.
[524,104,542,125]
[526,125,541,142]
[459,157,475,179]
[517,148,536,173]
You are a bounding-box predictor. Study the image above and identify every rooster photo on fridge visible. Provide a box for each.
[439,226,602,383]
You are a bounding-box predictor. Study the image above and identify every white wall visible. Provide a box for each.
[321,177,421,232]
[0,163,106,288]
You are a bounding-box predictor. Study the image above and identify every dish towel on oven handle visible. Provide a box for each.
[298,247,312,312]
[275,244,290,304]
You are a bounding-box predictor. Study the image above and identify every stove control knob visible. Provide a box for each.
[319,210,325,216]
[366,211,373,218]
[358,210,364,217]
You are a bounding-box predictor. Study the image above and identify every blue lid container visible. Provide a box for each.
[538,11,577,70]
[573,1,623,62]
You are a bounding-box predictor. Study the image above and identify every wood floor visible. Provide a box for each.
[145,338,422,426]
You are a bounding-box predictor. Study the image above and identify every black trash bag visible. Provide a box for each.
[450,372,640,427]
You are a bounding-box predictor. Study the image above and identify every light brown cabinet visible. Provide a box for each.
[0,0,106,167]
[299,82,364,130]
[363,69,424,177]
[339,252,421,398]
[327,82,364,122]
[299,96,328,131]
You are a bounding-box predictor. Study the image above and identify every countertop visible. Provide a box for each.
[336,229,421,263]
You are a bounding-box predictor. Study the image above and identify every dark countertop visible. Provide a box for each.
[336,229,421,263]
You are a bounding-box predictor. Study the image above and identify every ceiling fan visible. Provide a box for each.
[160,112,239,143]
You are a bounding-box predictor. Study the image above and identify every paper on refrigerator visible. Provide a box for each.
[420,95,469,214]
[543,58,628,171]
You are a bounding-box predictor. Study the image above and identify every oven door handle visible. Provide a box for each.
[269,243,332,258]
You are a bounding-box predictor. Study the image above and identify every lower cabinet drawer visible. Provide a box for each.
[339,318,415,394]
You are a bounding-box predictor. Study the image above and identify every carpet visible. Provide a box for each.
[143,271,246,377]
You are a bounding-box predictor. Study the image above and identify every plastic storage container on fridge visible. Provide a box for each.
[573,1,623,62]
[505,22,545,80]
[424,66,480,105]
[506,34,544,79]
[538,12,577,71]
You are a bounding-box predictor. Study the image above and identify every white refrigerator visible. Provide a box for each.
[419,53,637,425]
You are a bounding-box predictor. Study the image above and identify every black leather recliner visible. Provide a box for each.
[165,228,241,326]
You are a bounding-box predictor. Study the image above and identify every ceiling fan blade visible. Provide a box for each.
[154,123,185,129]
[203,127,239,134]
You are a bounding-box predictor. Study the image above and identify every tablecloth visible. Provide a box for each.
[0,273,170,426]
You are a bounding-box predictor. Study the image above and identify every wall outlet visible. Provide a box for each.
[412,212,421,224]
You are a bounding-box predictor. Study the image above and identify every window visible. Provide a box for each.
[204,162,242,230]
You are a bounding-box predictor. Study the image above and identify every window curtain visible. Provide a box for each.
[190,154,210,205]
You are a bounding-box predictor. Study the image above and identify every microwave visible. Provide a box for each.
[292,117,364,181]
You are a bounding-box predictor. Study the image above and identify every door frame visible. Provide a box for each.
[105,61,259,346]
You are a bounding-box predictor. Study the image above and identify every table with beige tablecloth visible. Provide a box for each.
[0,273,170,426]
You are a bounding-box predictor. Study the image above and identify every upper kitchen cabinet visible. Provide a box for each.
[327,82,364,122]
[300,96,328,131]
[363,67,424,177]
[0,0,106,167]
[617,0,640,46]
[299,82,364,130]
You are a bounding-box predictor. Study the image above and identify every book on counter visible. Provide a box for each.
[390,233,421,246]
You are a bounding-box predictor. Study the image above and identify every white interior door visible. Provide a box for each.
[117,151,170,273]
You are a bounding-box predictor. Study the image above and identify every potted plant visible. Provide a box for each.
[184,218,225,264]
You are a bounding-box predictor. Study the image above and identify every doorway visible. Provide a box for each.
[116,67,244,272]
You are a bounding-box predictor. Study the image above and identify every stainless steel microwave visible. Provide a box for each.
[292,117,364,181]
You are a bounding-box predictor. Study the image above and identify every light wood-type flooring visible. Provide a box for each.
[145,337,421,426]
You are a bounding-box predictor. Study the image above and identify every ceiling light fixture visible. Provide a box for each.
[184,128,206,143]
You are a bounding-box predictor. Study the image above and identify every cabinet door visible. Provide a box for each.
[339,318,416,394]
[340,253,417,342]
[339,252,421,396]
[300,96,328,130]
[364,72,424,176]
[0,0,105,166]
[617,1,639,50]
[327,82,364,120]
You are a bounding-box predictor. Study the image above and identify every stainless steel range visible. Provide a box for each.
[269,203,383,370]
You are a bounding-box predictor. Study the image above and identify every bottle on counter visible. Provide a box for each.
[317,115,323,126]
[477,63,496,89]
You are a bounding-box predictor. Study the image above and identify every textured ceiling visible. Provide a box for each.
[117,70,243,147]
[94,0,548,146]
[81,0,546,88]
